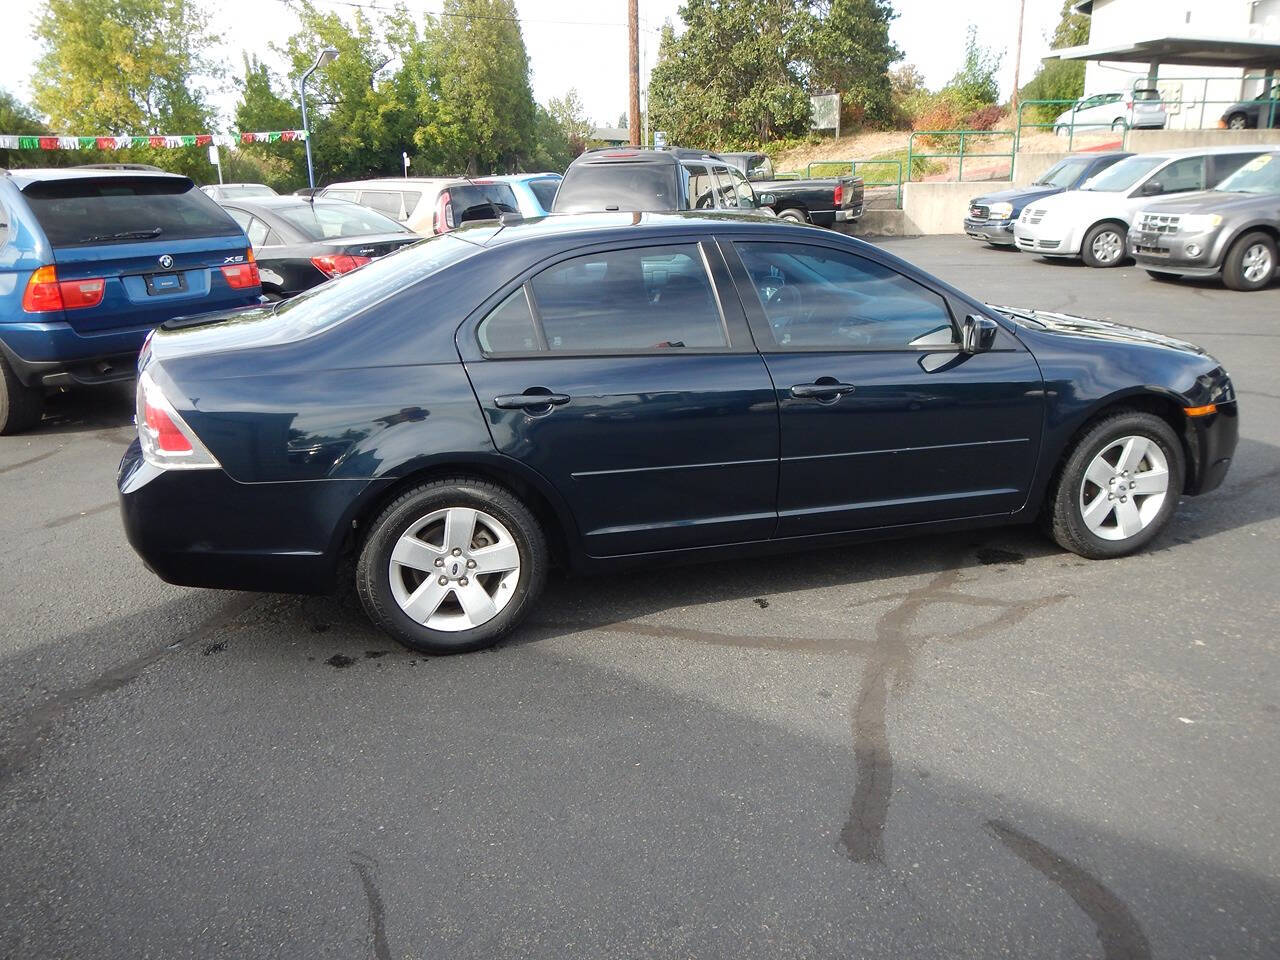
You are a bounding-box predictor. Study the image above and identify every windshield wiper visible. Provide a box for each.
[82,228,163,242]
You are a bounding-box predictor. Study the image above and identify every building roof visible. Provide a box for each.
[1046,35,1280,70]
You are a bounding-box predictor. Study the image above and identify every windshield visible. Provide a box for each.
[1216,152,1280,194]
[1034,157,1091,188]
[22,177,242,247]
[275,201,409,240]
[1082,155,1167,192]
[272,233,477,336]
[553,162,679,213]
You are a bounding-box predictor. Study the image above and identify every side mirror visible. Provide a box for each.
[1140,179,1163,196]
[962,315,999,354]
[758,193,777,205]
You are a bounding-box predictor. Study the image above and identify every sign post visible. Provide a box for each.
[403,151,410,177]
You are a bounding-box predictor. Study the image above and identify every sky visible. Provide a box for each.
[0,0,1059,132]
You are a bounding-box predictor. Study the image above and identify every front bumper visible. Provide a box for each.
[118,439,381,595]
[963,217,1016,244]
[1128,229,1224,277]
[1014,219,1079,256]
[1184,402,1238,495]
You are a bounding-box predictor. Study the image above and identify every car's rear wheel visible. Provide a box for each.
[777,209,807,224]
[1046,411,1184,559]
[1226,112,1249,130]
[356,478,548,654]
[1222,231,1276,291]
[1081,221,1127,267]
[0,355,44,435]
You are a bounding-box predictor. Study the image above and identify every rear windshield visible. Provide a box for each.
[1034,157,1092,188]
[1132,87,1161,102]
[275,201,409,240]
[23,177,242,247]
[1082,155,1167,191]
[449,182,519,222]
[272,233,477,338]
[528,177,560,211]
[553,162,680,213]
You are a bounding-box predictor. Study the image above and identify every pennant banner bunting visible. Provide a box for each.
[0,130,307,150]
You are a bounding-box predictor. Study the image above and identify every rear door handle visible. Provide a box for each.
[493,392,571,410]
[790,381,856,400]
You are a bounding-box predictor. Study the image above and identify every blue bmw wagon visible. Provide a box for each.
[0,168,262,433]
[119,213,1237,654]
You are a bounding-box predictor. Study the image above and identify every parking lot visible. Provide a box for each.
[1,236,1276,959]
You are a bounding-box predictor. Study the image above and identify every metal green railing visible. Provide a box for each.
[905,129,1016,184]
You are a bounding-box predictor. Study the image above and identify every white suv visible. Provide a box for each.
[1013,146,1270,267]
[1053,88,1166,134]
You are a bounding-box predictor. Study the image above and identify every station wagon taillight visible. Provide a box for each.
[433,190,455,234]
[311,253,371,278]
[21,265,106,312]
[220,249,260,290]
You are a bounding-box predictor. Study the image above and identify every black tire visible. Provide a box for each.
[1226,112,1249,130]
[1145,270,1180,283]
[1221,231,1277,292]
[777,209,807,224]
[0,354,44,435]
[1045,410,1185,560]
[1080,220,1127,268]
[356,477,548,654]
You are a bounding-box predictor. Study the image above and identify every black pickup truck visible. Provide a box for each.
[717,152,864,228]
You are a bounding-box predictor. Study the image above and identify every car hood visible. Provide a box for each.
[1137,189,1277,216]
[1030,189,1126,216]
[990,304,1205,355]
[971,185,1059,206]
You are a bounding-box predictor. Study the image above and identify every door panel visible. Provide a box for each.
[726,237,1044,537]
[462,239,779,557]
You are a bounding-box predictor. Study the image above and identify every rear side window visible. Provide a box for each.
[552,162,680,213]
[728,167,757,208]
[361,190,409,219]
[477,288,543,353]
[483,243,728,354]
[527,178,560,211]
[22,177,242,247]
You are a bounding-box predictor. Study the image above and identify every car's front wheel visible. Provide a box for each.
[1222,231,1276,291]
[356,478,548,654]
[1081,221,1127,267]
[1046,411,1185,559]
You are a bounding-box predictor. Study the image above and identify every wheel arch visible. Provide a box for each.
[337,454,582,570]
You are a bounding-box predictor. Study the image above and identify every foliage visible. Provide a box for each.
[1051,0,1090,48]
[945,25,1003,109]
[30,0,221,180]
[962,104,1007,131]
[1016,0,1090,125]
[0,90,51,170]
[545,89,593,156]
[230,55,306,191]
[648,0,899,149]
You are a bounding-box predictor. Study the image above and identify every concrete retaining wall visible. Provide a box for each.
[1126,128,1280,151]
[902,181,984,235]
[1012,151,1071,185]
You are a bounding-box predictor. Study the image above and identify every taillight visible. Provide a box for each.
[135,370,220,470]
[22,265,106,312]
[310,253,372,278]
[220,249,260,289]
[834,184,844,207]
[433,190,454,234]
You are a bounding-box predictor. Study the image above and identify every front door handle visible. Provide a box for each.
[493,391,571,410]
[790,380,856,400]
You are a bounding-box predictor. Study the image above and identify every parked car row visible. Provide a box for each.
[968,146,1280,291]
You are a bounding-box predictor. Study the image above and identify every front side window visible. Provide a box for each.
[1209,152,1265,186]
[508,244,728,353]
[1216,152,1280,194]
[729,167,757,208]
[712,167,739,207]
[684,163,716,210]
[734,241,958,350]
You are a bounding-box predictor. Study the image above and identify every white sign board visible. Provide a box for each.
[653,130,667,149]
[208,144,220,166]
[810,93,840,133]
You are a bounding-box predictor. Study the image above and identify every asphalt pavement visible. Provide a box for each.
[1,237,1277,959]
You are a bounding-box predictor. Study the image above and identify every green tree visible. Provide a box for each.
[415,0,537,174]
[546,89,593,156]
[808,0,901,128]
[226,55,307,191]
[30,0,220,179]
[945,25,1003,108]
[1018,0,1091,124]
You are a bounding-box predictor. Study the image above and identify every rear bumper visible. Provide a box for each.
[118,439,382,595]
[964,218,1017,244]
[1184,402,1238,496]
[0,320,151,386]
[835,203,864,223]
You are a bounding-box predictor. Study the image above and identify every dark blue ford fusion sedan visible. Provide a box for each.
[119,213,1238,654]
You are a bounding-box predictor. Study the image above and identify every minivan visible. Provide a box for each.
[319,177,520,235]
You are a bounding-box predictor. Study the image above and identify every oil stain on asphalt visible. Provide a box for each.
[349,851,392,960]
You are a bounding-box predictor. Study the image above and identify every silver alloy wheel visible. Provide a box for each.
[1241,242,1273,284]
[1228,114,1247,130]
[388,506,521,632]
[1078,435,1170,541]
[1091,229,1124,264]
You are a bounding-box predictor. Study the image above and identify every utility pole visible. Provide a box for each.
[1011,0,1026,116]
[628,0,641,146]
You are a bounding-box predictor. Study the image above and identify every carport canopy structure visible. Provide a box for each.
[1044,34,1280,88]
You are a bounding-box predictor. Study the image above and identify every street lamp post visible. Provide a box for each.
[300,47,339,191]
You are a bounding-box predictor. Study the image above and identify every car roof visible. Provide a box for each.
[4,167,192,189]
[220,195,367,211]
[455,210,793,250]
[1069,151,1132,159]
[1151,144,1275,158]
[569,147,726,166]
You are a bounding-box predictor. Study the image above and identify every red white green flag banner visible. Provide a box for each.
[0,131,307,150]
